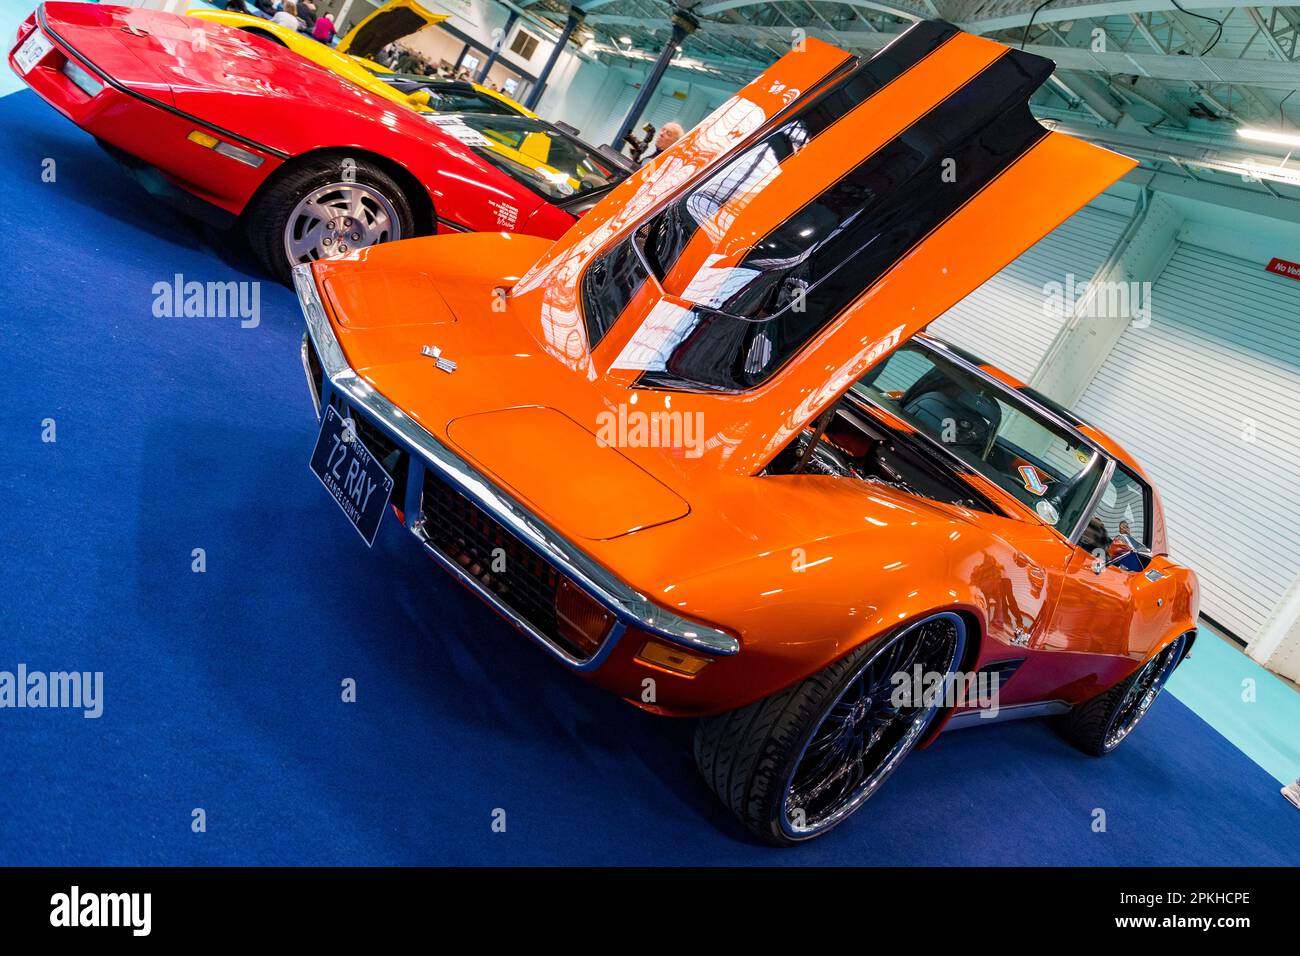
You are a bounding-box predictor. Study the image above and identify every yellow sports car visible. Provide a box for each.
[367,71,536,117]
[188,0,533,117]
[427,112,627,197]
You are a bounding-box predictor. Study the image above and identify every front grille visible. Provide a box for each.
[313,378,611,661]
[420,472,599,660]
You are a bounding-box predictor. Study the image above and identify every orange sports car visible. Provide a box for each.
[295,21,1200,844]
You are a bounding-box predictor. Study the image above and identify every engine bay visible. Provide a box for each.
[766,397,999,514]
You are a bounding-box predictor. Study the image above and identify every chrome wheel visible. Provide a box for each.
[283,182,402,266]
[1101,635,1186,751]
[779,613,966,839]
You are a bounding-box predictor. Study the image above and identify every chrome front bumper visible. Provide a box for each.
[293,263,740,669]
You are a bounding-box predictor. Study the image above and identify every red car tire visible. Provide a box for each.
[244,154,416,283]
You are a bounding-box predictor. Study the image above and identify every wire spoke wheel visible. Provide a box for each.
[779,614,965,839]
[283,181,402,266]
[1101,634,1186,751]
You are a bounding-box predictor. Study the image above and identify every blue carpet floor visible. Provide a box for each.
[1168,626,1300,786]
[1,87,1298,865]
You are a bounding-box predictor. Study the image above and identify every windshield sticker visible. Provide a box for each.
[1018,464,1049,496]
[489,200,519,229]
[1035,499,1059,523]
[428,116,491,147]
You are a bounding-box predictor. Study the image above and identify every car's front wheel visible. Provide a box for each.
[244,155,414,283]
[695,613,967,845]
[1061,633,1189,756]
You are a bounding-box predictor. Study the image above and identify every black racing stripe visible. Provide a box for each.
[638,49,1055,393]
[638,19,961,285]
[789,19,962,139]
[582,238,649,345]
[738,50,1052,300]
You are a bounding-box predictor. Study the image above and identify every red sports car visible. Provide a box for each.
[10,2,627,280]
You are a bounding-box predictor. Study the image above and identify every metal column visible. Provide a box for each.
[524,6,584,110]
[476,9,519,83]
[611,9,698,147]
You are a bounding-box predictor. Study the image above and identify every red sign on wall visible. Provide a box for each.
[1266,257,1300,281]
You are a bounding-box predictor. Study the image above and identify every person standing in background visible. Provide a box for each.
[297,0,318,31]
[642,121,685,163]
[272,0,303,30]
[311,12,336,43]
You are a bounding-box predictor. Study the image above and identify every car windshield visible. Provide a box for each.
[423,90,518,115]
[426,114,621,201]
[375,74,522,115]
[853,341,1107,536]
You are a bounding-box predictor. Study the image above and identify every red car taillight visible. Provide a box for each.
[555,579,614,657]
[16,12,36,46]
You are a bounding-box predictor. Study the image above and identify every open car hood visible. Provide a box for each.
[336,0,447,62]
[509,21,1136,477]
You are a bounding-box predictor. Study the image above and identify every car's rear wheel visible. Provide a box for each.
[695,613,966,845]
[244,156,413,283]
[1061,633,1188,756]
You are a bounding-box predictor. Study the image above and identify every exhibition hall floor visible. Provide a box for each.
[2,79,1298,865]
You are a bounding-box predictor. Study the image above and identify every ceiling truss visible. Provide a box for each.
[518,0,1300,169]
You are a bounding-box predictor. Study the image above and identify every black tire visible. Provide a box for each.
[1061,633,1188,756]
[695,614,966,846]
[243,155,414,284]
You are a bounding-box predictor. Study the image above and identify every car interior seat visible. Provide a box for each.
[902,385,1001,457]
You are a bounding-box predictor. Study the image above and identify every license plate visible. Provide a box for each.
[309,405,395,547]
[14,29,53,74]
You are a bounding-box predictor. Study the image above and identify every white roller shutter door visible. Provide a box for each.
[611,83,684,142]
[598,82,640,146]
[929,205,1127,381]
[1074,243,1300,641]
[645,90,684,131]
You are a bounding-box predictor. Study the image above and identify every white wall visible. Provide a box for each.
[559,59,739,146]
[400,25,468,67]
[535,56,620,139]
[1025,177,1300,675]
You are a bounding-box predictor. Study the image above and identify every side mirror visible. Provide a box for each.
[595,143,637,175]
[1092,541,1153,575]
